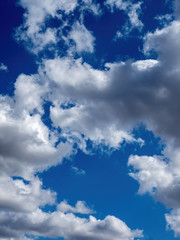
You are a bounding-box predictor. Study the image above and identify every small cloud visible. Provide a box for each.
[113,30,123,41]
[68,22,95,53]
[0,63,8,72]
[71,166,86,175]
[58,200,94,214]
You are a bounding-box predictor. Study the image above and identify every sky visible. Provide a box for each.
[1,0,180,239]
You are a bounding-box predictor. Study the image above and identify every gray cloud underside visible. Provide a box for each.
[0,209,142,240]
[2,0,180,239]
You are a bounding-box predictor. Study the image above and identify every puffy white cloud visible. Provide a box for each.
[58,200,92,214]
[15,0,78,54]
[0,208,143,240]
[0,93,72,179]
[68,22,95,53]
[0,31,144,240]
[132,59,159,71]
[128,155,174,195]
[18,0,77,32]
[125,16,180,217]
[144,20,180,67]
[38,42,180,148]
[0,176,56,212]
[43,57,108,89]
[0,56,145,239]
[127,2,143,30]
[40,57,141,148]
[16,27,58,54]
[128,148,180,235]
[4,0,180,238]
[14,73,45,113]
[166,209,180,237]
[15,0,101,55]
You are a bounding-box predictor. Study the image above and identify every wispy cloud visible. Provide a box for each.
[0,63,8,72]
[71,166,86,175]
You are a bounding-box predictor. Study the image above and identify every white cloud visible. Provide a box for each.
[127,2,143,30]
[132,59,159,71]
[128,155,174,195]
[0,63,8,72]
[154,14,173,26]
[18,0,78,31]
[71,166,86,175]
[105,0,143,32]
[105,0,127,11]
[15,0,100,55]
[15,0,78,54]
[58,200,92,214]
[166,209,180,237]
[113,30,123,41]
[144,20,180,68]
[0,208,143,240]
[125,18,180,218]
[0,93,72,179]
[0,41,143,240]
[3,0,180,238]
[0,176,56,212]
[14,73,45,114]
[68,22,95,53]
[41,57,139,148]
[81,0,102,16]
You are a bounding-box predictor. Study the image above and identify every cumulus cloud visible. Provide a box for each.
[39,44,179,149]
[0,2,146,237]
[15,0,76,54]
[13,15,180,238]
[12,14,180,162]
[166,209,180,237]
[128,155,173,195]
[32,4,180,236]
[0,91,72,179]
[58,200,92,214]
[125,14,180,234]
[15,0,100,55]
[40,57,142,148]
[68,22,95,53]
[16,0,144,55]
[18,0,78,31]
[3,0,180,238]
[0,176,56,212]
[0,208,143,240]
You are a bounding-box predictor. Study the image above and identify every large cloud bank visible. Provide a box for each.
[1,0,180,239]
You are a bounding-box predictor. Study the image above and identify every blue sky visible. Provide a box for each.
[1,0,180,240]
